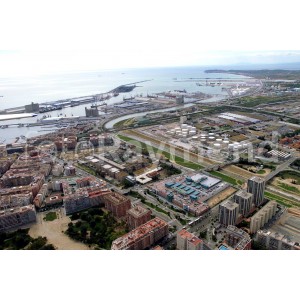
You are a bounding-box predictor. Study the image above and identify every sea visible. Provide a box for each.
[0,66,246,143]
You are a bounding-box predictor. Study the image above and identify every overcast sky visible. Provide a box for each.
[0,0,299,76]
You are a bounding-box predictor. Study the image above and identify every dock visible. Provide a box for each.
[0,80,152,115]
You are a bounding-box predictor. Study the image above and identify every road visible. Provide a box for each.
[265,156,298,181]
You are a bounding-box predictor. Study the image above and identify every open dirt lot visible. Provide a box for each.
[271,212,300,242]
[29,209,89,250]
[207,187,237,208]
[222,165,254,180]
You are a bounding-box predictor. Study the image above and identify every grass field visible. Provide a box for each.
[257,170,266,174]
[265,191,300,208]
[143,200,169,216]
[76,163,97,176]
[208,171,243,186]
[117,134,204,170]
[277,182,300,194]
[113,118,135,129]
[43,212,58,222]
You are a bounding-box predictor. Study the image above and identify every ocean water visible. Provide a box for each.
[0,66,246,143]
[0,66,245,109]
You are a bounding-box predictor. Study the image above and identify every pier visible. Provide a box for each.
[0,79,152,115]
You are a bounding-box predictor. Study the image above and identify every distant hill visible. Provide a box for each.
[205,68,300,80]
[206,62,300,71]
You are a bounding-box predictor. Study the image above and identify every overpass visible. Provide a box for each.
[265,156,298,182]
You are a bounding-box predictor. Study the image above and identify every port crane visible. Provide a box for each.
[91,94,107,108]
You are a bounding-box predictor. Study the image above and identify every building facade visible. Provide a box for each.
[219,201,239,226]
[256,230,300,250]
[126,205,151,230]
[225,225,252,250]
[111,217,169,250]
[247,176,265,207]
[234,190,253,217]
[103,192,131,219]
[177,229,203,250]
[0,205,37,232]
[250,201,277,233]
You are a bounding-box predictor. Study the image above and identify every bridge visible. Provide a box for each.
[265,156,299,182]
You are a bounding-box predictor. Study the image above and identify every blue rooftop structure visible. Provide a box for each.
[190,194,198,201]
[167,192,174,202]
[219,245,229,250]
[165,182,174,188]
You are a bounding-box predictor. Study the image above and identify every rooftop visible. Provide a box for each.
[111,217,168,250]
[127,205,150,218]
[235,190,253,199]
[249,176,265,184]
[221,201,239,210]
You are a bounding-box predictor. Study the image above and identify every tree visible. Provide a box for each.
[264,144,272,152]
[199,230,207,239]
[41,244,55,250]
[14,234,31,249]
[28,236,47,250]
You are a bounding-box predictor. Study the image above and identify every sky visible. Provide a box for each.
[0,0,300,76]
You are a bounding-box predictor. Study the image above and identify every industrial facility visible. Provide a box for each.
[150,172,228,216]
